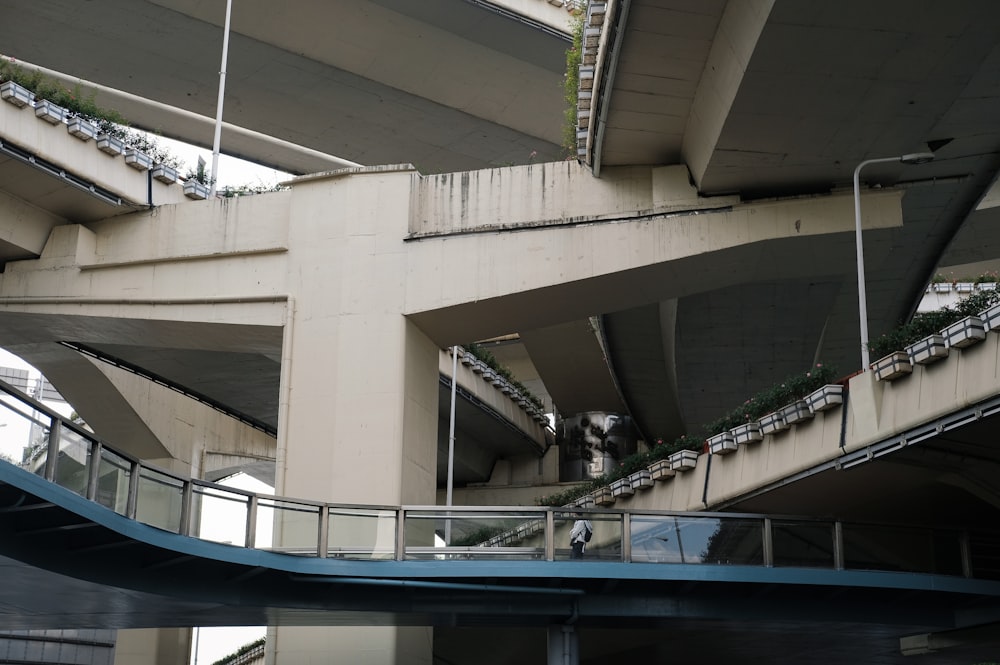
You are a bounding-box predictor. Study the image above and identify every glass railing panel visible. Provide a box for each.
[404,510,547,560]
[630,515,764,565]
[135,467,185,533]
[328,507,397,560]
[555,510,622,562]
[192,484,250,546]
[95,448,131,514]
[0,394,49,472]
[257,497,321,555]
[843,524,963,575]
[54,427,92,497]
[771,520,835,568]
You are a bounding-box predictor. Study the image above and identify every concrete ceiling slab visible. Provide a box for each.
[0,0,570,174]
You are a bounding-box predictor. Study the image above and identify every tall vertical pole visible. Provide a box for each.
[445,345,458,544]
[853,152,934,370]
[209,0,234,195]
[853,162,871,369]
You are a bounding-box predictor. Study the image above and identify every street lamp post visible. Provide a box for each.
[853,152,935,370]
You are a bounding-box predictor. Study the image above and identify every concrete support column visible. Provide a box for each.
[114,628,191,665]
[270,167,437,664]
[546,625,579,665]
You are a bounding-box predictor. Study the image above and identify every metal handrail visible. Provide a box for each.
[0,378,992,578]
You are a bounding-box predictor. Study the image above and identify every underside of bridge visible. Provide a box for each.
[2,3,1000,661]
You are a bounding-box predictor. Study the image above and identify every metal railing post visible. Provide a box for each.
[833,521,845,570]
[179,480,193,536]
[959,530,972,578]
[245,495,258,548]
[395,508,406,561]
[622,511,632,563]
[317,505,329,558]
[43,418,61,482]
[125,461,140,519]
[762,518,773,567]
[545,508,555,561]
[85,441,102,502]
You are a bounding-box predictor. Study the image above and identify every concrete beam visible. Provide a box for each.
[681,0,774,190]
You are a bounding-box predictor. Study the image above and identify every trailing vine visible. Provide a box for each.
[561,14,585,156]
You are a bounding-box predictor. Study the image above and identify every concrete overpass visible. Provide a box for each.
[6,0,1000,450]
[4,1,1000,663]
[0,0,576,175]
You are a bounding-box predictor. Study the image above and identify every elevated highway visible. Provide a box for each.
[0,0,575,174]
[6,0,1000,454]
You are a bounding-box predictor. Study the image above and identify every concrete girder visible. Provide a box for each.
[0,188,64,263]
[681,0,774,190]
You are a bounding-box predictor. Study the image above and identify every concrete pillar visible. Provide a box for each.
[270,167,437,663]
[114,628,191,665]
[546,625,578,665]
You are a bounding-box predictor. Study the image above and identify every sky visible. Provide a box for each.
[156,135,291,191]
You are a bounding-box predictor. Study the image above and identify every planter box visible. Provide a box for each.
[932,282,951,293]
[980,302,1000,332]
[872,351,913,382]
[628,469,653,491]
[182,179,210,200]
[730,423,761,445]
[759,411,788,435]
[780,400,813,425]
[956,282,975,293]
[124,148,153,171]
[66,116,98,141]
[593,487,615,506]
[806,384,844,413]
[96,134,125,156]
[979,282,997,291]
[609,477,634,498]
[942,315,986,349]
[34,99,66,124]
[906,334,949,366]
[151,164,179,184]
[708,431,737,455]
[648,459,675,481]
[1,80,32,107]
[573,495,595,509]
[668,449,698,472]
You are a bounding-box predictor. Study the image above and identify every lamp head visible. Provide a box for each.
[900,152,935,165]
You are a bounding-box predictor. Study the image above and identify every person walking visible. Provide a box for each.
[569,513,593,559]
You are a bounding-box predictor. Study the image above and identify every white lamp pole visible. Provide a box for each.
[445,345,458,545]
[854,152,935,370]
[209,0,234,195]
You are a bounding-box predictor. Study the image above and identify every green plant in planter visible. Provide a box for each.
[1,58,185,168]
[702,363,837,437]
[462,343,545,413]
[867,289,1000,360]
[534,364,838,507]
[561,15,585,156]
[211,637,265,665]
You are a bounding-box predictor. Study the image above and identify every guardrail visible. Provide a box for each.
[1,378,996,578]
